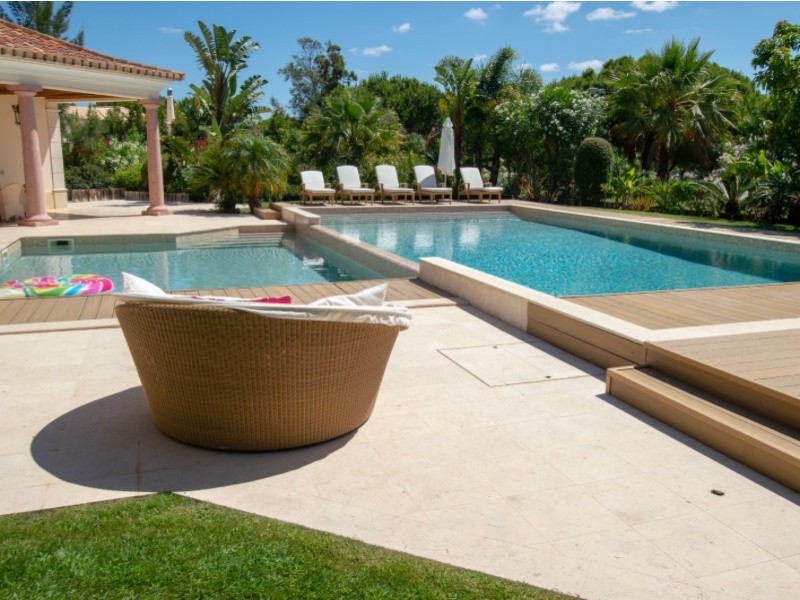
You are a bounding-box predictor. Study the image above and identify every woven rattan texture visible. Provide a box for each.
[116,303,402,451]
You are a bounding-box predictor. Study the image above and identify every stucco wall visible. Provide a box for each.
[0,95,61,210]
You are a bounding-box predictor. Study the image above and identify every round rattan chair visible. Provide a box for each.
[116,301,405,451]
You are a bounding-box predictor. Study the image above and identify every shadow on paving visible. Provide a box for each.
[31,386,350,492]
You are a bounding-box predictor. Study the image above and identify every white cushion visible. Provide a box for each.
[414,165,438,188]
[460,167,484,189]
[116,279,409,328]
[310,282,388,307]
[301,170,326,190]
[376,165,400,188]
[337,165,362,189]
[121,272,167,296]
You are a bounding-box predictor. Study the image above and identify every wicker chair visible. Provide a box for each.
[116,301,405,451]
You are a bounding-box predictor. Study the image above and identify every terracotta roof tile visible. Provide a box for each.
[0,18,183,80]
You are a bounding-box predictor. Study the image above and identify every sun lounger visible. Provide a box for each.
[413,165,452,204]
[375,165,415,204]
[459,167,503,203]
[299,171,335,205]
[336,166,375,205]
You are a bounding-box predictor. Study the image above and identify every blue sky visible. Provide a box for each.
[45,1,800,106]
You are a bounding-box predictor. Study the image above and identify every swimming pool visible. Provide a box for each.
[0,233,381,291]
[323,212,800,296]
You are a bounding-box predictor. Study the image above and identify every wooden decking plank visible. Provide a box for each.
[28,298,60,323]
[46,297,88,322]
[571,282,800,329]
[9,298,47,324]
[388,279,429,301]
[0,299,27,324]
[78,295,104,320]
[287,284,316,304]
[98,295,120,319]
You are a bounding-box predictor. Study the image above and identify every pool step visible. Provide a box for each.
[606,366,800,493]
[645,332,800,430]
[181,232,288,249]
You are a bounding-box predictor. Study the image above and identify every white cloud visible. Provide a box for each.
[361,45,392,57]
[158,26,183,34]
[523,2,581,33]
[392,22,411,33]
[473,53,488,62]
[493,3,502,9]
[569,59,604,71]
[465,8,489,21]
[586,7,636,21]
[625,28,654,34]
[517,63,533,70]
[630,1,679,12]
[539,63,561,72]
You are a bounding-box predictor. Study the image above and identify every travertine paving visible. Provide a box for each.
[2,304,799,600]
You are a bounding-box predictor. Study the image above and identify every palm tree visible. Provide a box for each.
[187,131,290,213]
[183,21,267,135]
[434,56,477,182]
[301,87,403,173]
[607,38,739,179]
[0,1,84,45]
[471,47,519,183]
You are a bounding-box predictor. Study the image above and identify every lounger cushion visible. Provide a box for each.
[122,272,168,296]
[117,276,409,327]
[121,272,290,304]
[301,171,326,190]
[310,282,388,307]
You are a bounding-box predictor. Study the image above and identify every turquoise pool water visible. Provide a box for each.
[0,234,381,291]
[324,213,800,296]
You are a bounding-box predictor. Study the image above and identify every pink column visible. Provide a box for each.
[11,86,57,227]
[140,99,171,216]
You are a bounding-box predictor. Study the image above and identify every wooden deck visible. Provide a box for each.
[566,282,800,329]
[648,329,800,405]
[0,278,451,327]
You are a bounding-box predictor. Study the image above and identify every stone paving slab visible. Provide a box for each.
[1,304,799,599]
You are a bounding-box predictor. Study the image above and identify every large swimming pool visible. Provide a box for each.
[324,212,800,296]
[0,233,381,291]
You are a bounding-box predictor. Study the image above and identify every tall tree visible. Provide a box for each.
[183,21,267,136]
[0,1,84,45]
[301,87,403,174]
[752,20,800,163]
[434,56,477,182]
[470,47,521,183]
[607,37,739,178]
[357,73,441,137]
[279,38,357,119]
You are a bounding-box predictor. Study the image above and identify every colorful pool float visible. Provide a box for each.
[0,274,115,300]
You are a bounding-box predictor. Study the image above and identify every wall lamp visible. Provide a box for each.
[11,104,20,126]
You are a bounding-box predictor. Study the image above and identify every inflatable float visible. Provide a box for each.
[0,274,115,300]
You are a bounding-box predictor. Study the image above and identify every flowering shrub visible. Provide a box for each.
[494,87,605,200]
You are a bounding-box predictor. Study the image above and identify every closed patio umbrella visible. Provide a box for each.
[166,88,175,135]
[437,117,455,186]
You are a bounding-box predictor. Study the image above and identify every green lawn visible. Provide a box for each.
[0,494,577,599]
